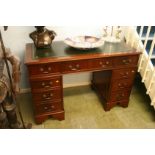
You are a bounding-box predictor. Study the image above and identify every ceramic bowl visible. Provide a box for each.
[64,36,104,49]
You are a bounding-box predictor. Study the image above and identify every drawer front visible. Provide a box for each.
[112,68,137,80]
[110,90,130,102]
[62,60,88,73]
[111,78,133,91]
[114,55,139,67]
[109,100,129,108]
[34,101,63,114]
[90,58,113,69]
[28,62,60,76]
[32,88,62,103]
[30,76,62,91]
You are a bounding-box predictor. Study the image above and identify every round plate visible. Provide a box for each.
[64,36,104,50]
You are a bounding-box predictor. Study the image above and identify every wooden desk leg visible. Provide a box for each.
[103,102,116,111]
[35,111,65,124]
[118,100,129,108]
[35,115,48,124]
[52,111,65,121]
[103,100,129,112]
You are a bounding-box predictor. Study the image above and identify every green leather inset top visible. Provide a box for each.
[32,41,134,60]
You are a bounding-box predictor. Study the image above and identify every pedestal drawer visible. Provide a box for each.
[32,88,62,103]
[112,68,137,80]
[30,76,62,92]
[111,78,133,91]
[110,90,130,102]
[34,100,63,114]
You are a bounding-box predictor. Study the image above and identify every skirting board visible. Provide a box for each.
[20,82,91,94]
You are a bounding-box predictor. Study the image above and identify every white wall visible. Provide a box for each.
[1,26,103,90]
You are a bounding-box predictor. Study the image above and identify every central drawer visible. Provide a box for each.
[61,60,88,73]
[90,57,113,69]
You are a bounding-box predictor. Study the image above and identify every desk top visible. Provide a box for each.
[25,41,141,64]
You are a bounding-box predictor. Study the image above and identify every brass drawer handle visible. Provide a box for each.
[44,106,48,110]
[99,61,103,65]
[43,94,47,98]
[42,93,53,99]
[44,106,52,112]
[122,60,128,64]
[122,75,127,78]
[132,70,135,73]
[125,72,129,75]
[99,61,110,66]
[118,83,127,88]
[55,80,59,83]
[118,83,124,88]
[44,105,55,111]
[122,59,132,65]
[100,62,105,67]
[69,65,74,70]
[48,67,52,71]
[44,85,50,88]
[120,70,135,78]
[105,61,109,65]
[50,93,53,97]
[69,65,79,71]
[40,67,44,72]
[118,83,121,86]
[44,105,55,108]
[42,82,45,86]
[76,64,80,68]
[120,72,129,78]
[40,67,52,73]
[44,97,52,100]
[42,81,53,88]
[51,105,55,109]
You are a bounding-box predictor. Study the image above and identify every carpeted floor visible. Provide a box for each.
[17,78,155,129]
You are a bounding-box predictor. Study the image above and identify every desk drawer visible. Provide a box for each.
[110,90,130,102]
[112,68,137,80]
[114,55,139,67]
[90,58,113,69]
[34,100,63,114]
[62,60,88,73]
[108,100,129,109]
[111,78,133,91]
[28,62,60,76]
[30,76,62,91]
[32,88,62,103]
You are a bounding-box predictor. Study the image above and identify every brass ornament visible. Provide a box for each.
[30,26,56,48]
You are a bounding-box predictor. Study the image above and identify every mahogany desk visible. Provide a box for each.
[25,41,141,124]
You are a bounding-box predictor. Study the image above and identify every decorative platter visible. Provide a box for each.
[64,36,104,50]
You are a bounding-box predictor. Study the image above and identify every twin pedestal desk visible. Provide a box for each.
[25,41,141,124]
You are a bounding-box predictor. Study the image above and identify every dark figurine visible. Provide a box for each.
[29,26,56,48]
